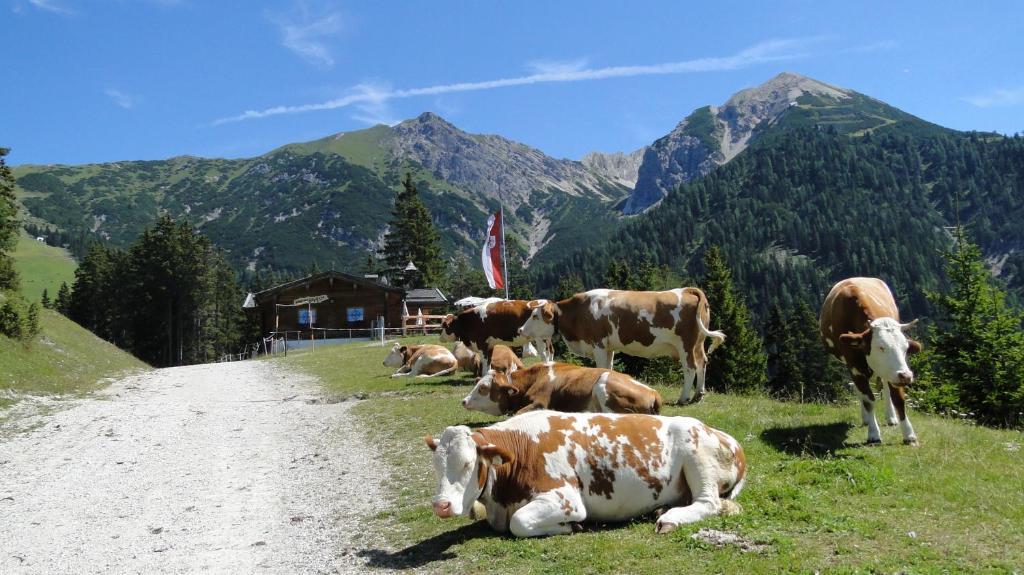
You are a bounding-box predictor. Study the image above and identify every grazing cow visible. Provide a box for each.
[518,288,725,404]
[487,344,525,375]
[820,277,922,445]
[462,362,662,416]
[453,342,483,377]
[425,411,746,537]
[440,300,553,371]
[383,343,458,378]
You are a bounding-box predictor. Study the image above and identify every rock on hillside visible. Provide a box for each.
[622,72,853,214]
[581,148,646,189]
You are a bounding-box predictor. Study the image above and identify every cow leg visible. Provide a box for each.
[853,376,881,444]
[592,348,614,369]
[655,446,722,533]
[538,339,554,362]
[881,383,899,426]
[677,345,700,404]
[888,383,918,445]
[416,365,457,378]
[508,489,586,538]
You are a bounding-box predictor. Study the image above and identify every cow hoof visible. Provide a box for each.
[655,520,678,535]
[689,393,705,405]
[570,522,585,533]
[865,438,882,446]
[903,437,919,446]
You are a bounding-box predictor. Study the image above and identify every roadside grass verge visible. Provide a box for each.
[1,308,147,416]
[283,338,1024,574]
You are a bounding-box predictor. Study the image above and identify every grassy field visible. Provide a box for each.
[282,338,1024,574]
[0,306,147,412]
[11,230,77,301]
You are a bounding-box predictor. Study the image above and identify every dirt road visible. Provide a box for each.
[0,361,391,574]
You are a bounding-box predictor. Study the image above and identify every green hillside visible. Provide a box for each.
[0,303,147,409]
[535,123,1024,319]
[11,230,76,300]
[12,118,626,278]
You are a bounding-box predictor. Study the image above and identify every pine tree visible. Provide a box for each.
[381,173,445,288]
[918,227,1024,426]
[765,304,802,400]
[55,281,71,316]
[701,246,767,394]
[0,147,20,291]
[40,288,51,309]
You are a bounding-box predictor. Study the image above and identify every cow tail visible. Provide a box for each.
[686,287,726,354]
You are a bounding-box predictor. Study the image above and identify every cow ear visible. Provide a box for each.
[400,345,408,353]
[839,332,865,350]
[542,302,555,322]
[907,338,923,355]
[424,435,438,451]
[499,383,519,397]
[477,443,514,466]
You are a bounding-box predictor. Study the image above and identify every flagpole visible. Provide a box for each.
[500,203,510,300]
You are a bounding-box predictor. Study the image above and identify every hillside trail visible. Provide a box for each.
[0,361,393,574]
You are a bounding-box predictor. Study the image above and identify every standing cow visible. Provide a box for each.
[820,277,922,445]
[440,300,553,372]
[425,411,747,537]
[518,287,725,404]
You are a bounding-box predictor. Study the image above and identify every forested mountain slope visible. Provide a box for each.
[535,126,1024,319]
[13,113,629,276]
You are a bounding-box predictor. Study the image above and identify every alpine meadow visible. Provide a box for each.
[3,3,1024,573]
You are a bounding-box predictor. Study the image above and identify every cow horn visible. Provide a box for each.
[899,319,919,331]
[527,299,545,309]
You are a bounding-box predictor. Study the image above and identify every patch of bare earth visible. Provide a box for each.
[0,361,394,574]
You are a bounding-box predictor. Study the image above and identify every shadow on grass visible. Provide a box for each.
[357,521,498,569]
[760,421,856,457]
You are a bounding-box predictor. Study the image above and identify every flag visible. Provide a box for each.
[482,209,504,290]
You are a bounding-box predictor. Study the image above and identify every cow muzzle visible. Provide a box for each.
[432,499,454,518]
[896,370,914,386]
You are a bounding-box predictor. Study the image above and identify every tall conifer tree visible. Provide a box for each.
[382,173,444,287]
[701,246,767,394]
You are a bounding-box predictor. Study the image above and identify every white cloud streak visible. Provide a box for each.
[29,0,74,15]
[105,88,136,109]
[214,37,821,125]
[273,10,342,68]
[962,87,1024,108]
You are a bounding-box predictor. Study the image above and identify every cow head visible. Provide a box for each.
[439,314,457,343]
[383,343,408,367]
[425,426,513,518]
[461,371,516,415]
[840,318,922,386]
[518,300,556,341]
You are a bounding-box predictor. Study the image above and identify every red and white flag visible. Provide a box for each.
[482,209,504,290]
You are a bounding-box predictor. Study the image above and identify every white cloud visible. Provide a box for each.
[214,37,822,125]
[962,87,1024,108]
[271,8,342,68]
[105,88,136,109]
[526,58,590,75]
[29,0,73,15]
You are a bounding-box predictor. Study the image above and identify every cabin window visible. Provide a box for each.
[298,308,317,326]
[347,307,364,322]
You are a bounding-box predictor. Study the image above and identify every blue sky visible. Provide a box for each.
[3,0,1023,166]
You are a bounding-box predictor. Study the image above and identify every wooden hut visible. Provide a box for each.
[246,271,404,339]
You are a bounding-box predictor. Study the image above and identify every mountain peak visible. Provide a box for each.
[407,111,458,129]
[724,72,849,111]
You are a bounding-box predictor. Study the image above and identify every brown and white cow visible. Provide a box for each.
[518,288,725,404]
[440,300,553,371]
[383,343,458,378]
[462,362,662,416]
[425,410,746,537]
[453,342,483,377]
[820,277,922,445]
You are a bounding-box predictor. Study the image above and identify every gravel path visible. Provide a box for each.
[0,361,392,574]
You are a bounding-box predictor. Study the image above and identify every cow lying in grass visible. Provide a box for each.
[462,362,662,416]
[383,343,458,378]
[425,411,746,537]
